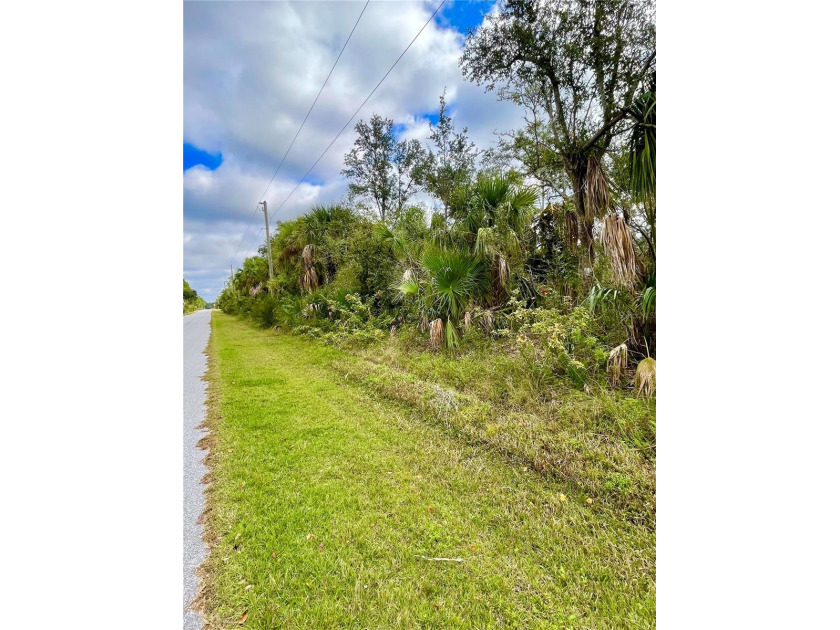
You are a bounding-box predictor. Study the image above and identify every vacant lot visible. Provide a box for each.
[196,313,655,629]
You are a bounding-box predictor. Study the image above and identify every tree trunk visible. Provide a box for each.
[569,162,595,267]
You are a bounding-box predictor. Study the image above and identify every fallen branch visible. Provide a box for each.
[415,555,464,562]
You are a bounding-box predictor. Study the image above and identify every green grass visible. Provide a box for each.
[197,313,655,629]
[342,331,655,527]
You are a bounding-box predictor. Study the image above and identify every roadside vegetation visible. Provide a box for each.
[204,1,656,626]
[197,314,655,628]
[184,278,207,315]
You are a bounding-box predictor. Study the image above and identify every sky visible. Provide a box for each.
[184,0,525,302]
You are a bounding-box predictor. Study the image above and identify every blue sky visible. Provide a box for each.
[183,1,520,302]
[437,0,491,34]
[183,1,490,175]
[184,143,222,171]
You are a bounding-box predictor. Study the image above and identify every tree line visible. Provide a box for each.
[217,0,656,394]
[184,278,207,314]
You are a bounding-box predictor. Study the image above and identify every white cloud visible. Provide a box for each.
[184,0,523,301]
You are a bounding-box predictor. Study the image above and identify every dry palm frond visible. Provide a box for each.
[497,255,509,286]
[429,318,443,349]
[403,268,414,282]
[464,310,472,329]
[607,343,628,385]
[635,357,656,397]
[585,155,611,220]
[565,210,579,249]
[302,244,315,265]
[249,283,262,298]
[419,314,429,332]
[480,310,493,333]
[302,266,319,292]
[600,214,637,289]
[300,244,320,292]
[474,227,496,256]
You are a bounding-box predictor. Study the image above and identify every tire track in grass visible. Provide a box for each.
[196,313,655,629]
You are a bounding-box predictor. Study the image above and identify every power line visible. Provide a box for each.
[265,0,446,227]
[241,0,446,257]
[228,0,370,269]
[229,203,262,271]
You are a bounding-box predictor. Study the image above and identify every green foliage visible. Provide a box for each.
[628,74,656,205]
[341,114,424,221]
[183,278,198,301]
[499,294,608,388]
[205,12,660,624]
[204,314,655,627]
[397,250,490,348]
[420,90,477,218]
[223,60,656,376]
[251,293,282,329]
[344,222,398,300]
[183,278,206,314]
[460,0,656,250]
[422,250,489,321]
[640,286,656,319]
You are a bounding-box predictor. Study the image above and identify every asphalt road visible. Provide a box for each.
[184,309,212,630]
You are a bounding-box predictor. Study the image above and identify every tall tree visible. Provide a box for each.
[461,0,656,254]
[342,114,423,222]
[393,136,424,217]
[421,91,477,220]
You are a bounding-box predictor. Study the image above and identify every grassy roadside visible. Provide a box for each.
[335,333,655,528]
[196,313,655,629]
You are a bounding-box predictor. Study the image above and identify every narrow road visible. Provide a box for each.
[183,309,212,630]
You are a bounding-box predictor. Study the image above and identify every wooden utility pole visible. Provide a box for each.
[260,201,274,286]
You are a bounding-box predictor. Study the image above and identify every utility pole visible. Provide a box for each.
[260,201,274,287]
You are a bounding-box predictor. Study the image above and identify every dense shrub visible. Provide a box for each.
[251,293,282,329]
[497,294,608,388]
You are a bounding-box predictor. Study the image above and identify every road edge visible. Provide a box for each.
[191,310,223,628]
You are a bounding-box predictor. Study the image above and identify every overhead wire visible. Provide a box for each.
[228,0,370,269]
[263,0,446,228]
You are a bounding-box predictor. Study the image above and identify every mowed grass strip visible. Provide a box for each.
[197,313,654,629]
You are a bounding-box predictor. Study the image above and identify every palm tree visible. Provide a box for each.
[397,250,489,349]
[628,75,656,209]
[458,172,538,303]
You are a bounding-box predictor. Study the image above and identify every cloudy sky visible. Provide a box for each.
[184,0,525,301]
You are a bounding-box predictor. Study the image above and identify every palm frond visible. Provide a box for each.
[585,282,620,313]
[474,226,496,256]
[585,155,611,220]
[497,255,509,286]
[480,310,493,333]
[396,277,420,297]
[599,215,637,289]
[608,343,628,385]
[430,318,443,349]
[635,357,656,397]
[640,286,656,319]
[302,244,315,265]
[629,79,656,204]
[422,250,490,320]
[444,318,459,349]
